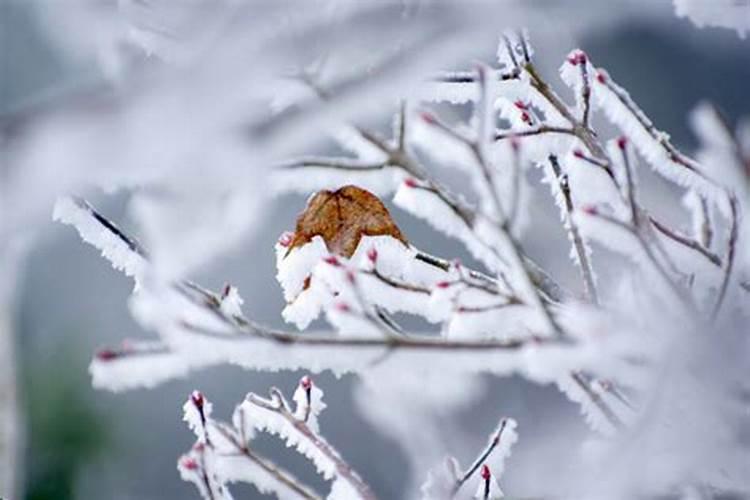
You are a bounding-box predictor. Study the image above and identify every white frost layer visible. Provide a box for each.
[393,182,506,274]
[237,396,339,481]
[592,71,727,213]
[90,348,190,392]
[53,196,147,285]
[278,234,449,331]
[486,418,518,480]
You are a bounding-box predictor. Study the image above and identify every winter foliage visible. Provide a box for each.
[4,2,748,499]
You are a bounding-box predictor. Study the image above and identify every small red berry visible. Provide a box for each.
[513,100,527,110]
[596,71,607,84]
[480,464,491,480]
[367,247,378,263]
[520,111,531,123]
[436,281,452,289]
[404,178,419,188]
[573,149,585,159]
[617,136,627,150]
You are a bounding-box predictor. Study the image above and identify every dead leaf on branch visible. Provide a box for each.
[287,185,408,258]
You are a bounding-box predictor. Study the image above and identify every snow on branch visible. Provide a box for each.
[55,25,750,499]
[178,377,374,500]
[421,417,518,500]
[591,67,728,212]
[53,196,148,285]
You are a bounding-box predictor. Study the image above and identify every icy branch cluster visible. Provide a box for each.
[51,15,750,500]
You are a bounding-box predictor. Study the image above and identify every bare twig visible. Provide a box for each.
[209,422,322,500]
[451,418,511,497]
[649,217,722,267]
[247,389,377,500]
[548,155,598,304]
[711,195,740,320]
[571,371,624,430]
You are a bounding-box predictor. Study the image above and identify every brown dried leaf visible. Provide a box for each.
[287,185,408,258]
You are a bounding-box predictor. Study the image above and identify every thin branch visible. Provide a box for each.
[247,389,377,500]
[711,194,739,320]
[181,320,563,351]
[548,155,598,304]
[451,419,510,497]
[649,216,722,267]
[278,157,387,171]
[570,371,624,430]
[494,125,575,142]
[579,56,592,129]
[618,141,639,227]
[585,211,691,307]
[210,423,322,500]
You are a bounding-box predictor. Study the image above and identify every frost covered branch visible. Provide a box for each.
[54,23,750,499]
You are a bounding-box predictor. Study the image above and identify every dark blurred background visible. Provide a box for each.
[2,1,749,499]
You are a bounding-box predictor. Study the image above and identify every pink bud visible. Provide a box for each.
[577,51,587,64]
[617,136,627,150]
[436,281,452,289]
[513,100,527,110]
[335,302,350,313]
[300,375,312,390]
[95,348,119,361]
[520,111,531,124]
[404,178,419,188]
[324,256,340,267]
[573,149,585,159]
[182,458,199,470]
[420,112,437,125]
[596,71,607,84]
[278,231,294,247]
[191,390,204,410]
[367,247,378,263]
[581,205,598,215]
[481,464,491,481]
